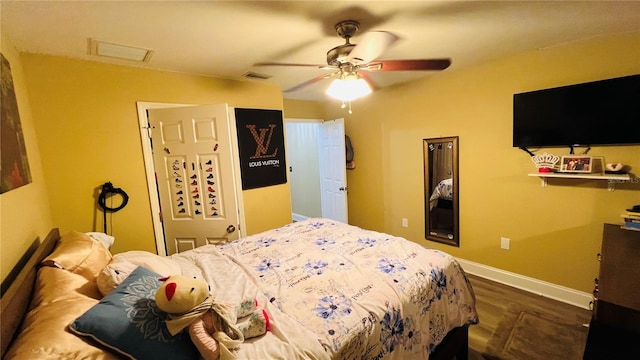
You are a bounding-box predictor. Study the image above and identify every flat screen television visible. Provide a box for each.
[513,74,640,148]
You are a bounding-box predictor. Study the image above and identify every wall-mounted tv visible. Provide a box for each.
[513,74,640,148]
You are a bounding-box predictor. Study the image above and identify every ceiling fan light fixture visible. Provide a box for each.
[325,75,372,102]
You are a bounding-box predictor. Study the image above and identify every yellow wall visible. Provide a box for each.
[283,99,326,119]
[0,35,54,280]
[18,54,291,255]
[324,32,640,293]
[242,184,293,234]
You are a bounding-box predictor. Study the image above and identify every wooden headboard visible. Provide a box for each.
[0,228,60,357]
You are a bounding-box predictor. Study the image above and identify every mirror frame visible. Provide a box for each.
[423,136,459,247]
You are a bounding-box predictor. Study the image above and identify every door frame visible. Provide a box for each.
[136,102,246,255]
[285,118,323,221]
[284,117,348,223]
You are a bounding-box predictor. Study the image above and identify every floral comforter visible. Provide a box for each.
[171,218,478,360]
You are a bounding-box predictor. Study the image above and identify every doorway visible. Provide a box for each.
[285,118,348,223]
[286,119,322,221]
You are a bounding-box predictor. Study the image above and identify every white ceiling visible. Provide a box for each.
[2,1,640,101]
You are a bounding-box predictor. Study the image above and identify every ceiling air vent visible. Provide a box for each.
[88,38,154,62]
[242,71,271,80]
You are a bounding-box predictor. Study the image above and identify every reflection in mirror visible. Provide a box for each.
[423,136,459,246]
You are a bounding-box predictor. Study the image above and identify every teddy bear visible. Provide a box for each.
[155,274,270,360]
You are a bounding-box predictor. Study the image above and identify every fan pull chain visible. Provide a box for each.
[340,101,354,114]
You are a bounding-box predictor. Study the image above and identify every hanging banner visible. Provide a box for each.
[234,108,287,190]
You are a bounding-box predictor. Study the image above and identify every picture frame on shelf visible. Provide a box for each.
[591,156,605,174]
[560,155,592,173]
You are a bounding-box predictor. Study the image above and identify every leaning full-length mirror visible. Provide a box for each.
[423,136,459,246]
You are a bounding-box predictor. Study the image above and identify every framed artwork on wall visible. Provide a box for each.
[234,108,287,190]
[1,53,32,194]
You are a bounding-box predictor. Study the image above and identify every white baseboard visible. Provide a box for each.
[292,213,310,222]
[456,257,592,310]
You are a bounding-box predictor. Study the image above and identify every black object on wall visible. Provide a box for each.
[97,181,129,233]
[513,74,640,148]
[234,108,287,190]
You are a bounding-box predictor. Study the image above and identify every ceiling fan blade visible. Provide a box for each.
[254,62,325,68]
[347,31,399,65]
[365,59,452,71]
[284,72,336,93]
[358,71,378,91]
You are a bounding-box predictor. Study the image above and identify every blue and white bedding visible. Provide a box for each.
[171,218,478,359]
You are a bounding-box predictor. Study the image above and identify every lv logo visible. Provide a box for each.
[246,124,278,159]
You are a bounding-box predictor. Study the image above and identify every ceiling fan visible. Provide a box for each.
[254,20,451,95]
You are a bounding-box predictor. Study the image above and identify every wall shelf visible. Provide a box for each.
[528,172,631,191]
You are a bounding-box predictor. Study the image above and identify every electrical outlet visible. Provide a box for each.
[501,237,510,250]
[402,218,409,227]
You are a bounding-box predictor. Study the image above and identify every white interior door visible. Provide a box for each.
[319,118,348,223]
[147,104,241,254]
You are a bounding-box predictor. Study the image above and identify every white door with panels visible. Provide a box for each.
[147,104,241,255]
[319,118,348,223]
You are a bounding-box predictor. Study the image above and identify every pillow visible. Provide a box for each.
[96,251,182,296]
[86,231,115,249]
[41,231,112,281]
[3,268,117,360]
[31,267,102,309]
[97,261,139,297]
[69,266,199,360]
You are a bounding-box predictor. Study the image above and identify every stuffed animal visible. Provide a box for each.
[155,275,269,360]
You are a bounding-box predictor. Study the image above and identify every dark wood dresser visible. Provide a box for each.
[583,223,640,359]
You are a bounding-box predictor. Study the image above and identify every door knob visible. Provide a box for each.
[226,225,236,233]
[339,186,348,191]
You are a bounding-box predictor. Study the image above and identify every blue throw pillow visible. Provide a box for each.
[69,266,198,360]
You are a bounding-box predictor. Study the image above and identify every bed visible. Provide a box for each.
[1,218,478,360]
[428,179,455,236]
[429,178,453,211]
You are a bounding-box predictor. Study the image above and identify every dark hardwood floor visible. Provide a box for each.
[466,274,593,354]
